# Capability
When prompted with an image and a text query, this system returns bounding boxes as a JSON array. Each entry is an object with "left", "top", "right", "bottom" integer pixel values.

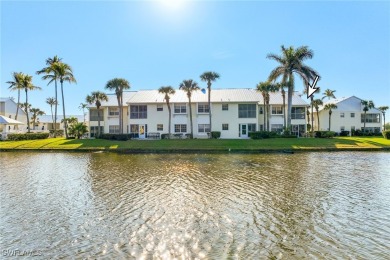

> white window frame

[
  {"left": 198, "top": 104, "right": 210, "bottom": 113},
  {"left": 271, "top": 106, "right": 283, "bottom": 115},
  {"left": 109, "top": 125, "right": 120, "bottom": 134},
  {"left": 157, "top": 124, "right": 163, "bottom": 131},
  {"left": 222, "top": 124, "right": 229, "bottom": 131},
  {"left": 222, "top": 104, "right": 229, "bottom": 111},
  {"left": 157, "top": 105, "right": 163, "bottom": 111},
  {"left": 174, "top": 104, "right": 187, "bottom": 114},
  {"left": 198, "top": 124, "right": 210, "bottom": 133}
]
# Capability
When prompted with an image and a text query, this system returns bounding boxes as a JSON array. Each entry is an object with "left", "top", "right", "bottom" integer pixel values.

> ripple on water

[{"left": 1, "top": 152, "right": 390, "bottom": 259}]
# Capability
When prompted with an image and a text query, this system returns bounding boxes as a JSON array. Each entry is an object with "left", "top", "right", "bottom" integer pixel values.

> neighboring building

[
  {"left": 312, "top": 96, "right": 382, "bottom": 133},
  {"left": 88, "top": 89, "right": 309, "bottom": 139},
  {"left": 0, "top": 97, "right": 28, "bottom": 132},
  {"left": 32, "top": 115, "right": 87, "bottom": 131}
]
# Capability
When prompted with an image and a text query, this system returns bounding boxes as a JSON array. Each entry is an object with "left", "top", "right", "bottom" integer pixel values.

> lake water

[{"left": 1, "top": 152, "right": 389, "bottom": 259}]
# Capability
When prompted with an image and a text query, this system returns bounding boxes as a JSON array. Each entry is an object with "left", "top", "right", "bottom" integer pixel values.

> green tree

[
  {"left": 86, "top": 91, "right": 108, "bottom": 138},
  {"left": 37, "top": 56, "right": 62, "bottom": 133},
  {"left": 51, "top": 61, "right": 76, "bottom": 138},
  {"left": 79, "top": 103, "right": 88, "bottom": 123},
  {"left": 105, "top": 78, "right": 131, "bottom": 134},
  {"left": 312, "top": 99, "right": 323, "bottom": 131},
  {"left": 322, "top": 89, "right": 336, "bottom": 100},
  {"left": 361, "top": 100, "right": 375, "bottom": 132},
  {"left": 257, "top": 81, "right": 279, "bottom": 131},
  {"left": 158, "top": 86, "right": 176, "bottom": 138},
  {"left": 46, "top": 97, "right": 58, "bottom": 130},
  {"left": 200, "top": 71, "right": 220, "bottom": 137},
  {"left": 6, "top": 72, "right": 24, "bottom": 124},
  {"left": 303, "top": 85, "right": 321, "bottom": 135},
  {"left": 179, "top": 79, "right": 200, "bottom": 138},
  {"left": 30, "top": 108, "right": 45, "bottom": 130},
  {"left": 267, "top": 45, "right": 319, "bottom": 132},
  {"left": 19, "top": 74, "right": 42, "bottom": 132},
  {"left": 378, "top": 106, "right": 389, "bottom": 131},
  {"left": 69, "top": 122, "right": 88, "bottom": 139},
  {"left": 324, "top": 103, "right": 337, "bottom": 131},
  {"left": 19, "top": 102, "right": 31, "bottom": 113}
]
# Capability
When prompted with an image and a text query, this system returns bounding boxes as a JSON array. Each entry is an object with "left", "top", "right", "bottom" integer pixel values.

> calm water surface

[{"left": 1, "top": 152, "right": 390, "bottom": 259}]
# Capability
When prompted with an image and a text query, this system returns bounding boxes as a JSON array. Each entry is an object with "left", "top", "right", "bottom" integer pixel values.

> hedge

[
  {"left": 99, "top": 134, "right": 133, "bottom": 141},
  {"left": 383, "top": 130, "right": 390, "bottom": 140},
  {"left": 249, "top": 131, "right": 278, "bottom": 139},
  {"left": 49, "top": 129, "right": 64, "bottom": 137},
  {"left": 314, "top": 131, "right": 336, "bottom": 138},
  {"left": 339, "top": 130, "right": 350, "bottom": 137},
  {"left": 210, "top": 131, "right": 221, "bottom": 139},
  {"left": 7, "top": 133, "right": 50, "bottom": 141}
]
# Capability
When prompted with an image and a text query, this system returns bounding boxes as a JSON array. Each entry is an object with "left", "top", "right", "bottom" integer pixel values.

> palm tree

[
  {"left": 46, "top": 97, "right": 57, "bottom": 130},
  {"left": 158, "top": 86, "right": 176, "bottom": 138},
  {"left": 257, "top": 82, "right": 268, "bottom": 131},
  {"left": 267, "top": 45, "right": 319, "bottom": 132},
  {"left": 79, "top": 103, "right": 88, "bottom": 123},
  {"left": 257, "top": 81, "right": 279, "bottom": 131},
  {"left": 303, "top": 85, "right": 321, "bottom": 135},
  {"left": 6, "top": 72, "right": 24, "bottom": 125},
  {"left": 30, "top": 108, "right": 45, "bottom": 130},
  {"left": 361, "top": 100, "right": 375, "bottom": 132},
  {"left": 179, "top": 79, "right": 200, "bottom": 138},
  {"left": 280, "top": 83, "right": 288, "bottom": 128},
  {"left": 324, "top": 103, "right": 337, "bottom": 131},
  {"left": 200, "top": 71, "right": 220, "bottom": 137},
  {"left": 37, "top": 56, "right": 62, "bottom": 133},
  {"left": 105, "top": 78, "right": 131, "bottom": 134},
  {"left": 378, "top": 106, "right": 389, "bottom": 131},
  {"left": 52, "top": 61, "right": 76, "bottom": 138},
  {"left": 68, "top": 122, "right": 88, "bottom": 139},
  {"left": 312, "top": 99, "right": 323, "bottom": 131},
  {"left": 86, "top": 91, "right": 108, "bottom": 138},
  {"left": 322, "top": 89, "right": 336, "bottom": 100},
  {"left": 18, "top": 74, "right": 41, "bottom": 133},
  {"left": 19, "top": 102, "right": 31, "bottom": 113}
]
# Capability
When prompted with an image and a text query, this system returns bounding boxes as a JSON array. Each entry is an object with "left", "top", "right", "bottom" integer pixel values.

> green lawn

[{"left": 1, "top": 137, "right": 389, "bottom": 152}]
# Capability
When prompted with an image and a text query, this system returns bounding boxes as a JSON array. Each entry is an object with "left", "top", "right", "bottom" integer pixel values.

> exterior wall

[{"left": 0, "top": 99, "right": 28, "bottom": 132}]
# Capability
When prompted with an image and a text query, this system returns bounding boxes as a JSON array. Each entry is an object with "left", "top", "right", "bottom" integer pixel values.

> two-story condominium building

[
  {"left": 313, "top": 96, "right": 382, "bottom": 133},
  {"left": 88, "top": 89, "right": 309, "bottom": 138},
  {"left": 0, "top": 97, "right": 28, "bottom": 132}
]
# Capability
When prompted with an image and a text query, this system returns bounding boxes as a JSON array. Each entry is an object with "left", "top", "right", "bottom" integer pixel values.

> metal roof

[
  {"left": 34, "top": 115, "right": 85, "bottom": 123},
  {"left": 87, "top": 91, "right": 137, "bottom": 107}
]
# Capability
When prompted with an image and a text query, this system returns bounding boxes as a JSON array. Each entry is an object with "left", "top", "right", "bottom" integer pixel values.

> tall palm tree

[
  {"left": 322, "top": 89, "right": 336, "bottom": 100},
  {"left": 52, "top": 61, "right": 76, "bottom": 138},
  {"left": 158, "top": 86, "right": 176, "bottom": 138},
  {"left": 37, "top": 56, "right": 62, "bottom": 133},
  {"left": 267, "top": 45, "right": 319, "bottom": 132},
  {"left": 86, "top": 91, "right": 108, "bottom": 138},
  {"left": 6, "top": 72, "right": 24, "bottom": 124},
  {"left": 46, "top": 97, "right": 57, "bottom": 130},
  {"left": 257, "top": 82, "right": 268, "bottom": 131},
  {"left": 200, "top": 71, "right": 220, "bottom": 137},
  {"left": 312, "top": 99, "right": 323, "bottom": 131},
  {"left": 30, "top": 108, "right": 45, "bottom": 130},
  {"left": 257, "top": 81, "right": 279, "bottom": 131},
  {"left": 105, "top": 78, "right": 131, "bottom": 134},
  {"left": 79, "top": 103, "right": 88, "bottom": 123},
  {"left": 378, "top": 106, "right": 389, "bottom": 131},
  {"left": 179, "top": 79, "right": 200, "bottom": 138},
  {"left": 324, "top": 103, "right": 337, "bottom": 131},
  {"left": 19, "top": 74, "right": 41, "bottom": 133},
  {"left": 303, "top": 85, "right": 321, "bottom": 135},
  {"left": 280, "top": 83, "right": 288, "bottom": 128},
  {"left": 361, "top": 100, "right": 375, "bottom": 132}
]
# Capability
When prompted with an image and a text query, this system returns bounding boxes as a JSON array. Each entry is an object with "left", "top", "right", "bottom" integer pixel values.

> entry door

[
  {"left": 240, "top": 124, "right": 248, "bottom": 138},
  {"left": 139, "top": 125, "right": 146, "bottom": 139}
]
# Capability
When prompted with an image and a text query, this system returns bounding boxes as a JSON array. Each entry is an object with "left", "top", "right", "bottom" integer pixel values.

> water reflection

[{"left": 1, "top": 152, "right": 389, "bottom": 259}]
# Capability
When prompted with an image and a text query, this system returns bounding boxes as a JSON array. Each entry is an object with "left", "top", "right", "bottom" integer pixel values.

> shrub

[
  {"left": 161, "top": 134, "right": 170, "bottom": 139},
  {"left": 7, "top": 133, "right": 50, "bottom": 141},
  {"left": 210, "top": 131, "right": 221, "bottom": 139},
  {"left": 99, "top": 134, "right": 132, "bottom": 141},
  {"left": 315, "top": 131, "right": 336, "bottom": 138},
  {"left": 339, "top": 130, "right": 350, "bottom": 137},
  {"left": 383, "top": 130, "right": 390, "bottom": 139},
  {"left": 49, "top": 129, "right": 64, "bottom": 137},
  {"left": 249, "top": 131, "right": 278, "bottom": 139}
]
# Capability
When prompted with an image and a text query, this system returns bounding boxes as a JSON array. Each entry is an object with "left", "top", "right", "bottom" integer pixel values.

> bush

[
  {"left": 339, "top": 130, "right": 350, "bottom": 137},
  {"left": 383, "top": 130, "right": 390, "bottom": 139},
  {"left": 353, "top": 130, "right": 382, "bottom": 137},
  {"left": 99, "top": 134, "right": 133, "bottom": 141},
  {"left": 49, "top": 129, "right": 64, "bottom": 137},
  {"left": 7, "top": 133, "right": 50, "bottom": 141},
  {"left": 161, "top": 134, "right": 170, "bottom": 139},
  {"left": 315, "top": 131, "right": 336, "bottom": 138},
  {"left": 210, "top": 131, "right": 221, "bottom": 139},
  {"left": 249, "top": 131, "right": 278, "bottom": 139}
]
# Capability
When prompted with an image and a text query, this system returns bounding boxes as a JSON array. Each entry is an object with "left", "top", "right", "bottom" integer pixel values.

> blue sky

[{"left": 1, "top": 0, "right": 389, "bottom": 115}]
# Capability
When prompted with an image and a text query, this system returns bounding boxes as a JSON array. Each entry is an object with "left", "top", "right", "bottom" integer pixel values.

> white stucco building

[
  {"left": 312, "top": 96, "right": 382, "bottom": 133},
  {"left": 0, "top": 97, "right": 28, "bottom": 132},
  {"left": 88, "top": 89, "right": 309, "bottom": 139}
]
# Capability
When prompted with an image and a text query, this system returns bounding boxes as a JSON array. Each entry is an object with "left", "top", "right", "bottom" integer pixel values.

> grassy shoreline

[{"left": 1, "top": 137, "right": 389, "bottom": 153}]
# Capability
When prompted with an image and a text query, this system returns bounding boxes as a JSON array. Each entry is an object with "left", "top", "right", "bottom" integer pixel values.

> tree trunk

[
  {"left": 384, "top": 113, "right": 386, "bottom": 131},
  {"left": 54, "top": 80, "right": 57, "bottom": 134},
  {"left": 329, "top": 111, "right": 332, "bottom": 131},
  {"left": 97, "top": 107, "right": 101, "bottom": 137},
  {"left": 317, "top": 110, "right": 320, "bottom": 131},
  {"left": 60, "top": 80, "right": 68, "bottom": 138},
  {"left": 14, "top": 90, "right": 20, "bottom": 130},
  {"left": 117, "top": 95, "right": 122, "bottom": 134},
  {"left": 208, "top": 81, "right": 212, "bottom": 138},
  {"left": 167, "top": 101, "right": 171, "bottom": 139},
  {"left": 263, "top": 97, "right": 266, "bottom": 131},
  {"left": 311, "top": 97, "right": 314, "bottom": 135},
  {"left": 266, "top": 97, "right": 270, "bottom": 131},
  {"left": 282, "top": 91, "right": 286, "bottom": 129},
  {"left": 51, "top": 105, "right": 54, "bottom": 129},
  {"left": 363, "top": 111, "right": 366, "bottom": 132},
  {"left": 189, "top": 97, "right": 193, "bottom": 138},
  {"left": 25, "top": 89, "right": 30, "bottom": 133},
  {"left": 287, "top": 82, "right": 293, "bottom": 133}
]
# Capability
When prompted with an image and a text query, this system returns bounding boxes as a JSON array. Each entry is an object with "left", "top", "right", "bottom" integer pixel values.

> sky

[{"left": 1, "top": 0, "right": 389, "bottom": 115}]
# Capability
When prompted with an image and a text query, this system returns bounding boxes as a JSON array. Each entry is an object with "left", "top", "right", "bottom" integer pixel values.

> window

[
  {"left": 222, "top": 124, "right": 229, "bottom": 130},
  {"left": 271, "top": 106, "right": 283, "bottom": 115},
  {"left": 248, "top": 124, "right": 256, "bottom": 132},
  {"left": 157, "top": 124, "right": 163, "bottom": 131},
  {"left": 351, "top": 113, "right": 355, "bottom": 118},
  {"left": 174, "top": 104, "right": 186, "bottom": 114},
  {"left": 109, "top": 107, "right": 119, "bottom": 116},
  {"left": 157, "top": 105, "right": 163, "bottom": 111},
  {"left": 259, "top": 124, "right": 264, "bottom": 131},
  {"left": 130, "top": 105, "right": 147, "bottom": 119},
  {"left": 363, "top": 127, "right": 381, "bottom": 133},
  {"left": 238, "top": 104, "right": 256, "bottom": 118},
  {"left": 259, "top": 106, "right": 264, "bottom": 114},
  {"left": 340, "top": 113, "right": 345, "bottom": 118},
  {"left": 198, "top": 124, "right": 210, "bottom": 133},
  {"left": 130, "top": 124, "right": 139, "bottom": 134},
  {"left": 89, "top": 109, "right": 104, "bottom": 121},
  {"left": 340, "top": 126, "right": 345, "bottom": 131},
  {"left": 198, "top": 104, "right": 210, "bottom": 113},
  {"left": 361, "top": 114, "right": 380, "bottom": 123},
  {"left": 291, "top": 107, "right": 305, "bottom": 119},
  {"left": 90, "top": 126, "right": 104, "bottom": 137},
  {"left": 222, "top": 104, "right": 229, "bottom": 111},
  {"left": 174, "top": 124, "right": 187, "bottom": 133},
  {"left": 271, "top": 124, "right": 283, "bottom": 133},
  {"left": 109, "top": 125, "right": 120, "bottom": 134}
]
